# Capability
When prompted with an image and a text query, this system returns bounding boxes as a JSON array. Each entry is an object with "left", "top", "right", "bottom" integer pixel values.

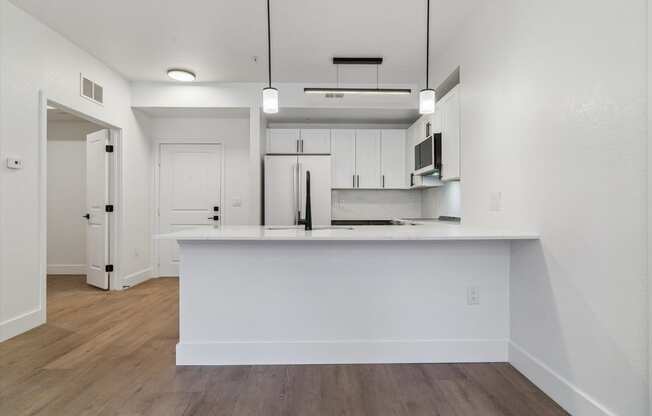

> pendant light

[
  {"left": 419, "top": 0, "right": 435, "bottom": 114},
  {"left": 262, "top": 0, "right": 278, "bottom": 114}
]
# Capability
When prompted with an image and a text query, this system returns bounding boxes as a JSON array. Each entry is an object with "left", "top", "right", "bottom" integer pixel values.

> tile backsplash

[
  {"left": 331, "top": 181, "right": 461, "bottom": 220},
  {"left": 331, "top": 190, "right": 422, "bottom": 220}
]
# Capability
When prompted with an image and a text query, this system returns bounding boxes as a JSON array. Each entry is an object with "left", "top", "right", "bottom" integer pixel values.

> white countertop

[{"left": 155, "top": 223, "right": 539, "bottom": 241}]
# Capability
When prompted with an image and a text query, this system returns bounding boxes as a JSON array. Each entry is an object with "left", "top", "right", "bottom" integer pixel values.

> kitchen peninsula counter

[{"left": 157, "top": 224, "right": 538, "bottom": 366}]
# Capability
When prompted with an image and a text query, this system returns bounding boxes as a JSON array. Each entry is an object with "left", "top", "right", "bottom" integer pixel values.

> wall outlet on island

[
  {"left": 467, "top": 286, "right": 480, "bottom": 305},
  {"left": 489, "top": 191, "right": 502, "bottom": 212}
]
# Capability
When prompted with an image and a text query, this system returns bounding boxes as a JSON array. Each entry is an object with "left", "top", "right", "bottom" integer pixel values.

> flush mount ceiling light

[
  {"left": 304, "top": 57, "right": 412, "bottom": 96},
  {"left": 419, "top": 0, "right": 436, "bottom": 114},
  {"left": 262, "top": 0, "right": 278, "bottom": 114},
  {"left": 167, "top": 68, "right": 196, "bottom": 82}
]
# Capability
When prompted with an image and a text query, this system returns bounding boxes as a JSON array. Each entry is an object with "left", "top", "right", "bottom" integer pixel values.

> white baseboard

[
  {"left": 509, "top": 341, "right": 616, "bottom": 416},
  {"left": 0, "top": 308, "right": 44, "bottom": 343},
  {"left": 47, "top": 264, "right": 86, "bottom": 275},
  {"left": 121, "top": 267, "right": 153, "bottom": 289},
  {"left": 176, "top": 339, "right": 508, "bottom": 366}
]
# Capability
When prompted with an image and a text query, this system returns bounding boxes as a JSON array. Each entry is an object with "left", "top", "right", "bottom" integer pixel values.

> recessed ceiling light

[{"left": 167, "top": 69, "right": 196, "bottom": 82}]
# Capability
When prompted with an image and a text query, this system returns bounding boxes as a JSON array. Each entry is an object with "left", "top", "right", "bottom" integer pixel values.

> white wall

[
  {"left": 0, "top": 0, "right": 153, "bottom": 341},
  {"left": 46, "top": 120, "right": 102, "bottom": 274},
  {"left": 431, "top": 1, "right": 647, "bottom": 414},
  {"left": 149, "top": 116, "right": 251, "bottom": 225}
]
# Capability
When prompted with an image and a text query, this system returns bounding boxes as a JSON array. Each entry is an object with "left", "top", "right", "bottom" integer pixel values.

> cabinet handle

[
  {"left": 301, "top": 139, "right": 304, "bottom": 153},
  {"left": 353, "top": 174, "right": 356, "bottom": 188},
  {"left": 357, "top": 175, "right": 360, "bottom": 188},
  {"left": 382, "top": 175, "right": 385, "bottom": 188}
]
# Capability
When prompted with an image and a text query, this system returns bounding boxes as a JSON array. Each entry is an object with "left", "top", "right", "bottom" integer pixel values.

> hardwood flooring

[{"left": 0, "top": 276, "right": 568, "bottom": 416}]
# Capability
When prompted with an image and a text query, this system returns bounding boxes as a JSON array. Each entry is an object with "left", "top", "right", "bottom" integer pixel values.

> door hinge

[
  {"left": 105, "top": 204, "right": 114, "bottom": 212},
  {"left": 105, "top": 264, "right": 114, "bottom": 272},
  {"left": 105, "top": 145, "right": 114, "bottom": 153}
]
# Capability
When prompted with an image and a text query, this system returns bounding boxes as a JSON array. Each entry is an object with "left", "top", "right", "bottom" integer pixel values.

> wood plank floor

[{"left": 0, "top": 276, "right": 568, "bottom": 416}]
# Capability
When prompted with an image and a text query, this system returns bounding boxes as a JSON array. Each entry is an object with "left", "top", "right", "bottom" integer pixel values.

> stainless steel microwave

[{"left": 414, "top": 133, "right": 442, "bottom": 175}]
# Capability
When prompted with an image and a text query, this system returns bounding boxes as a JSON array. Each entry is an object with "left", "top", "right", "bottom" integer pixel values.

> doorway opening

[{"left": 41, "top": 97, "right": 123, "bottom": 321}]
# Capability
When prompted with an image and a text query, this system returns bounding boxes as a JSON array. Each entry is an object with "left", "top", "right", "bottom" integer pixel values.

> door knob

[
  {"left": 83, "top": 213, "right": 90, "bottom": 220},
  {"left": 207, "top": 215, "right": 219, "bottom": 221}
]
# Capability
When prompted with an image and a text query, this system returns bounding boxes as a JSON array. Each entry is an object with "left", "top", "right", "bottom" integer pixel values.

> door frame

[
  {"left": 38, "top": 91, "right": 124, "bottom": 320},
  {"left": 152, "top": 139, "right": 225, "bottom": 278}
]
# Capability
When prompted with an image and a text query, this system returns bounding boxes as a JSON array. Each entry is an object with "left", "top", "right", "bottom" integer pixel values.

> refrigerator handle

[
  {"left": 297, "top": 163, "right": 302, "bottom": 220},
  {"left": 292, "top": 163, "right": 298, "bottom": 225}
]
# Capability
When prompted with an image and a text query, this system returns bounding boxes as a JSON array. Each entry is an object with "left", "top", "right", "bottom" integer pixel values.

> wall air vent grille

[{"left": 80, "top": 74, "right": 104, "bottom": 105}]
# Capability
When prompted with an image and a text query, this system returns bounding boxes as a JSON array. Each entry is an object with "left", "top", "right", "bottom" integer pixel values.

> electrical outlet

[
  {"left": 232, "top": 197, "right": 242, "bottom": 208},
  {"left": 6, "top": 157, "right": 23, "bottom": 170},
  {"left": 467, "top": 287, "right": 480, "bottom": 305},
  {"left": 489, "top": 192, "right": 502, "bottom": 212}
]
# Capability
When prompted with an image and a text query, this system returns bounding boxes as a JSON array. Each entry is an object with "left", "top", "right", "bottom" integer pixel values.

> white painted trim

[
  {"left": 152, "top": 140, "right": 225, "bottom": 278},
  {"left": 122, "top": 267, "right": 153, "bottom": 288},
  {"left": 176, "top": 339, "right": 508, "bottom": 366},
  {"left": 39, "top": 90, "right": 125, "bottom": 336},
  {"left": 47, "top": 264, "right": 86, "bottom": 275},
  {"left": 509, "top": 341, "right": 616, "bottom": 416},
  {"left": 0, "top": 309, "right": 43, "bottom": 343}
]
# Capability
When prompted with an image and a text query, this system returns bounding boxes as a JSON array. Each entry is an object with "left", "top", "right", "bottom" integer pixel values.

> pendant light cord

[
  {"left": 267, "top": 0, "right": 272, "bottom": 88},
  {"left": 425, "top": 0, "right": 430, "bottom": 89}
]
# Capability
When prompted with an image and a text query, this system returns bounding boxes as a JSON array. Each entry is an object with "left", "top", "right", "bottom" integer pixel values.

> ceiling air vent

[{"left": 80, "top": 74, "right": 104, "bottom": 105}]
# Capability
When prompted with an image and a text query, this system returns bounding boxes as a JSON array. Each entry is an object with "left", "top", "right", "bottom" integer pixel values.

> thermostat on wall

[{"left": 6, "top": 157, "right": 23, "bottom": 170}]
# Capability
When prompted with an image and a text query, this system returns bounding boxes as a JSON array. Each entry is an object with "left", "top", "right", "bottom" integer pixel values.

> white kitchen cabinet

[
  {"left": 331, "top": 129, "right": 356, "bottom": 189},
  {"left": 267, "top": 129, "right": 300, "bottom": 153},
  {"left": 267, "top": 129, "right": 331, "bottom": 154},
  {"left": 300, "top": 129, "right": 331, "bottom": 154},
  {"left": 354, "top": 129, "right": 381, "bottom": 188},
  {"left": 439, "top": 85, "right": 461, "bottom": 181},
  {"left": 380, "top": 129, "right": 406, "bottom": 188}
]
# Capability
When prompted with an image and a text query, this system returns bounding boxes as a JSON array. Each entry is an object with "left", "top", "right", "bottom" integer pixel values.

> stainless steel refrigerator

[{"left": 264, "top": 155, "right": 332, "bottom": 226}]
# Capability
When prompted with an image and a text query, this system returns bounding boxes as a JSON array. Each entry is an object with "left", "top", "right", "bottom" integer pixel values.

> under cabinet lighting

[{"left": 167, "top": 69, "right": 196, "bottom": 82}]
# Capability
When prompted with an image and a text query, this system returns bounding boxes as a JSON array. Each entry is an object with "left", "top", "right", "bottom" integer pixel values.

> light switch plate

[{"left": 6, "top": 157, "right": 23, "bottom": 170}]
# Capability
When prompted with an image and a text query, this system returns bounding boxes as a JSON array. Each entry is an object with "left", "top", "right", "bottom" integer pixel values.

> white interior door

[
  {"left": 85, "top": 129, "right": 110, "bottom": 289},
  {"left": 159, "top": 144, "right": 222, "bottom": 276}
]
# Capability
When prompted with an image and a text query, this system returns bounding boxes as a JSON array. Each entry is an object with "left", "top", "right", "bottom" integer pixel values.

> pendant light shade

[
  {"left": 262, "top": 87, "right": 279, "bottom": 114},
  {"left": 419, "top": 0, "right": 435, "bottom": 114},
  {"left": 419, "top": 89, "right": 435, "bottom": 114},
  {"left": 262, "top": 0, "right": 278, "bottom": 114}
]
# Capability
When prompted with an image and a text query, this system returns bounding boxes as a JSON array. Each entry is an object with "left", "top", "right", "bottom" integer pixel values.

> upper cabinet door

[
  {"left": 300, "top": 129, "right": 331, "bottom": 154},
  {"left": 440, "top": 86, "right": 461, "bottom": 181},
  {"left": 267, "top": 129, "right": 300, "bottom": 154},
  {"left": 331, "top": 129, "right": 356, "bottom": 189},
  {"left": 380, "top": 130, "right": 406, "bottom": 189},
  {"left": 355, "top": 130, "right": 381, "bottom": 189}
]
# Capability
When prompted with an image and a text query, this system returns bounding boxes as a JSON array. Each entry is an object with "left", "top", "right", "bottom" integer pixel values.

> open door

[{"left": 85, "top": 129, "right": 110, "bottom": 289}]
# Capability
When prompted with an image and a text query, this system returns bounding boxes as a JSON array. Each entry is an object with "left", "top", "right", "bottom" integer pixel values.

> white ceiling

[
  {"left": 135, "top": 107, "right": 251, "bottom": 119},
  {"left": 11, "top": 0, "right": 478, "bottom": 84}
]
